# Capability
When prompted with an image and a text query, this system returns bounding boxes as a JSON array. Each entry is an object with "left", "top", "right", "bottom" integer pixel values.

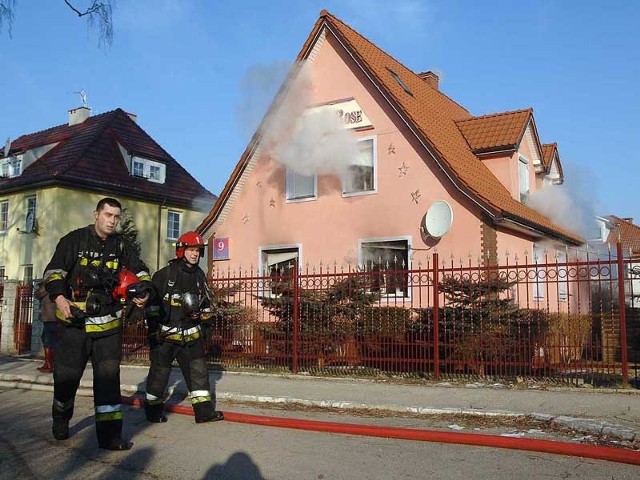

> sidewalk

[{"left": 1, "top": 354, "right": 639, "bottom": 442}]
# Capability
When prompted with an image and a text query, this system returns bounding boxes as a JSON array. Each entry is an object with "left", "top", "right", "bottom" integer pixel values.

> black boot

[
  {"left": 193, "top": 401, "right": 224, "bottom": 424},
  {"left": 52, "top": 400, "right": 73, "bottom": 440},
  {"left": 144, "top": 401, "right": 167, "bottom": 423},
  {"left": 96, "top": 419, "right": 132, "bottom": 451}
]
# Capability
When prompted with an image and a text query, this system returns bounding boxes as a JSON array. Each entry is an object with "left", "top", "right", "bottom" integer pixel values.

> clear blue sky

[{"left": 1, "top": 1, "right": 638, "bottom": 226}]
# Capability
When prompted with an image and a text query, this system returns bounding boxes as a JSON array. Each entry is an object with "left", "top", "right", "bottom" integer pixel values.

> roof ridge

[
  {"left": 14, "top": 108, "right": 121, "bottom": 143},
  {"left": 321, "top": 11, "right": 471, "bottom": 116},
  {"left": 56, "top": 110, "right": 120, "bottom": 176},
  {"left": 456, "top": 108, "right": 533, "bottom": 124}
]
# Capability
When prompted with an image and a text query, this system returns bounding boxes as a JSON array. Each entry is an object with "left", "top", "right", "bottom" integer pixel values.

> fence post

[
  {"left": 292, "top": 258, "right": 299, "bottom": 374},
  {"left": 433, "top": 252, "right": 440, "bottom": 380},
  {"left": 616, "top": 242, "right": 629, "bottom": 387},
  {"left": 0, "top": 280, "right": 19, "bottom": 354}
]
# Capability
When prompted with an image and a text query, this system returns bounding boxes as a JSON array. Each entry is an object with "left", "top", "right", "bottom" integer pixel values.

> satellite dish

[
  {"left": 25, "top": 211, "right": 35, "bottom": 233},
  {"left": 422, "top": 200, "right": 453, "bottom": 238}
]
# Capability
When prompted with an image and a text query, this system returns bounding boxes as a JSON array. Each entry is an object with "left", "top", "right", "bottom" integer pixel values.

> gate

[{"left": 13, "top": 283, "right": 34, "bottom": 354}]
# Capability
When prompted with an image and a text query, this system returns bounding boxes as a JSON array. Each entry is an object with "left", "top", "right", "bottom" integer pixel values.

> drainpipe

[{"left": 156, "top": 199, "right": 167, "bottom": 271}]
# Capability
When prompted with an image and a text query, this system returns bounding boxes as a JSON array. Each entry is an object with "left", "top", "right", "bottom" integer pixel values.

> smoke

[
  {"left": 258, "top": 61, "right": 360, "bottom": 178},
  {"left": 527, "top": 163, "right": 599, "bottom": 239}
]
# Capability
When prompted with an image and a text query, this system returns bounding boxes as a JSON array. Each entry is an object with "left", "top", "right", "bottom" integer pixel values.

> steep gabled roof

[
  {"left": 198, "top": 10, "right": 581, "bottom": 245},
  {"left": 605, "top": 216, "right": 640, "bottom": 256},
  {"left": 456, "top": 109, "right": 532, "bottom": 155},
  {"left": 2, "top": 108, "right": 215, "bottom": 210}
]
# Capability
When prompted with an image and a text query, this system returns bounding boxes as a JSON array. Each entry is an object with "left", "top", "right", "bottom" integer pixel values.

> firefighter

[
  {"left": 144, "top": 231, "right": 224, "bottom": 424},
  {"left": 43, "top": 197, "right": 151, "bottom": 451}
]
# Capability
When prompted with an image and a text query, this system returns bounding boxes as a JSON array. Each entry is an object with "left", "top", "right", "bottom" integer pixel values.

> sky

[{"left": 1, "top": 0, "right": 639, "bottom": 232}]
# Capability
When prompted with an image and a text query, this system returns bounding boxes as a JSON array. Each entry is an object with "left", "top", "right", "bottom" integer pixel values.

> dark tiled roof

[
  {"left": 198, "top": 10, "right": 581, "bottom": 245},
  {"left": 2, "top": 108, "right": 215, "bottom": 211}
]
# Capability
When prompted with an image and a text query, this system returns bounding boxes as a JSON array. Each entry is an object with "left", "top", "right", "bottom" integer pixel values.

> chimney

[
  {"left": 68, "top": 106, "right": 91, "bottom": 126},
  {"left": 418, "top": 71, "right": 439, "bottom": 90}
]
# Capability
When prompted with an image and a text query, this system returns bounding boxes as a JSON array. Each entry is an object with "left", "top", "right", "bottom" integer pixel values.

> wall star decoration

[
  {"left": 256, "top": 180, "right": 263, "bottom": 188},
  {"left": 411, "top": 190, "right": 421, "bottom": 204},
  {"left": 398, "top": 162, "right": 408, "bottom": 176},
  {"left": 242, "top": 214, "right": 250, "bottom": 224},
  {"left": 269, "top": 198, "right": 276, "bottom": 207},
  {"left": 388, "top": 143, "right": 396, "bottom": 155}
]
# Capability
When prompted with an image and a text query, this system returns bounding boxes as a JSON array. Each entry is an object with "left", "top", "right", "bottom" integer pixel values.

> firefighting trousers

[
  {"left": 145, "top": 338, "right": 214, "bottom": 420},
  {"left": 52, "top": 325, "right": 124, "bottom": 445}
]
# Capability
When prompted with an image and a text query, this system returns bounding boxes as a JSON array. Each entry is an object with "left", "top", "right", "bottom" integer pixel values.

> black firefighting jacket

[
  {"left": 43, "top": 224, "right": 151, "bottom": 336},
  {"left": 146, "top": 258, "right": 210, "bottom": 344}
]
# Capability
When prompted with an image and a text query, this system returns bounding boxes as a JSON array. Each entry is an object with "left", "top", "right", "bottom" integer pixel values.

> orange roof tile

[
  {"left": 456, "top": 109, "right": 531, "bottom": 154},
  {"left": 198, "top": 10, "right": 582, "bottom": 245},
  {"left": 606, "top": 216, "right": 640, "bottom": 256}
]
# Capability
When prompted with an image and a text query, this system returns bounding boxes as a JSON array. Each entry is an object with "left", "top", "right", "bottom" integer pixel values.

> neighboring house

[
  {"left": 197, "top": 10, "right": 583, "bottom": 307},
  {"left": 0, "top": 106, "right": 216, "bottom": 282},
  {"left": 590, "top": 215, "right": 640, "bottom": 307}
]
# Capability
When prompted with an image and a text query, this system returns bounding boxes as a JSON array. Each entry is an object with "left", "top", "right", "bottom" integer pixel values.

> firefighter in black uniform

[
  {"left": 144, "top": 231, "right": 224, "bottom": 424},
  {"left": 43, "top": 197, "right": 151, "bottom": 451}
]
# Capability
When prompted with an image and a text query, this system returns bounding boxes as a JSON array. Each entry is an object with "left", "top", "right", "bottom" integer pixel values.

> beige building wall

[{"left": 0, "top": 187, "right": 208, "bottom": 280}]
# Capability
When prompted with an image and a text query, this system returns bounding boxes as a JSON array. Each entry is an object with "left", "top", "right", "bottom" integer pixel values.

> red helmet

[
  {"left": 112, "top": 268, "right": 140, "bottom": 302},
  {"left": 176, "top": 231, "right": 205, "bottom": 259}
]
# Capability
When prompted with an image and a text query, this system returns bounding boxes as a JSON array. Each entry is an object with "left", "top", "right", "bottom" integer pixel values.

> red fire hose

[{"left": 122, "top": 396, "right": 640, "bottom": 466}]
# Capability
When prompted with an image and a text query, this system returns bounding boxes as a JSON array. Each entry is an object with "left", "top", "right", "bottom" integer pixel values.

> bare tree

[{"left": 0, "top": 0, "right": 115, "bottom": 48}]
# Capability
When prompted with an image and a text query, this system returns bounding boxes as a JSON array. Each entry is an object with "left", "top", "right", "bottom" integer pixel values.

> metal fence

[
  {"left": 123, "top": 247, "right": 639, "bottom": 387},
  {"left": 14, "top": 283, "right": 34, "bottom": 354}
]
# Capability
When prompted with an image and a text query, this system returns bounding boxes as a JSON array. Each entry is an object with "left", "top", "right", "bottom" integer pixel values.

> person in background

[
  {"left": 34, "top": 282, "right": 58, "bottom": 373},
  {"left": 43, "top": 197, "right": 152, "bottom": 451},
  {"left": 144, "top": 231, "right": 224, "bottom": 424}
]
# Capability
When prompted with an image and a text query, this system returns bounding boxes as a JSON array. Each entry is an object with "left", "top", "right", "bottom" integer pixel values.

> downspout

[{"left": 156, "top": 199, "right": 166, "bottom": 271}]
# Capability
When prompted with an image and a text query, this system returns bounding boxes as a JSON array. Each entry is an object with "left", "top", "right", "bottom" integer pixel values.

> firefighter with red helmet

[
  {"left": 144, "top": 231, "right": 224, "bottom": 424},
  {"left": 43, "top": 197, "right": 152, "bottom": 451}
]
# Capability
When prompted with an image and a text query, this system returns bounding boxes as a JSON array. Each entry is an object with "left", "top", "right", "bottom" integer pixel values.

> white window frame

[
  {"left": 359, "top": 236, "right": 411, "bottom": 299},
  {"left": 518, "top": 155, "right": 530, "bottom": 202},
  {"left": 259, "top": 244, "right": 301, "bottom": 297},
  {"left": 167, "top": 211, "right": 180, "bottom": 241},
  {"left": 557, "top": 251, "right": 568, "bottom": 302},
  {"left": 0, "top": 155, "right": 22, "bottom": 178},
  {"left": 342, "top": 136, "right": 377, "bottom": 197},
  {"left": 0, "top": 200, "right": 8, "bottom": 233},
  {"left": 286, "top": 169, "right": 317, "bottom": 202},
  {"left": 131, "top": 156, "right": 166, "bottom": 184},
  {"left": 533, "top": 246, "right": 545, "bottom": 300}
]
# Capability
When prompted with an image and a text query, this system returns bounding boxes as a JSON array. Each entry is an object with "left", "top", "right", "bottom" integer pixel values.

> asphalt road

[{"left": 1, "top": 387, "right": 638, "bottom": 480}]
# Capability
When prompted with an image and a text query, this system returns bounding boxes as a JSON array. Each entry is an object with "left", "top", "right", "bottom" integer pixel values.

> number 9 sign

[{"left": 213, "top": 237, "right": 229, "bottom": 260}]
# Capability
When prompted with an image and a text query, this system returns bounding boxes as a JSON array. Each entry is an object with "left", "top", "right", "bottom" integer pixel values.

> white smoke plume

[
  {"left": 527, "top": 166, "right": 599, "bottom": 240},
  {"left": 259, "top": 61, "right": 360, "bottom": 178}
]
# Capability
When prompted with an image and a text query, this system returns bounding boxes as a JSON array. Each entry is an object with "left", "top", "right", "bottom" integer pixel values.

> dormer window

[
  {"left": 518, "top": 155, "right": 530, "bottom": 202},
  {"left": 131, "top": 156, "right": 166, "bottom": 184},
  {"left": 0, "top": 155, "right": 22, "bottom": 178}
]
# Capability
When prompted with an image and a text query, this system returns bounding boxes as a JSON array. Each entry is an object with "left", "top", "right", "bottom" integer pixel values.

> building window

[
  {"left": 260, "top": 247, "right": 299, "bottom": 296},
  {"left": 0, "top": 266, "right": 5, "bottom": 280},
  {"left": 131, "top": 156, "right": 166, "bottom": 184},
  {"left": 0, "top": 155, "right": 22, "bottom": 178},
  {"left": 22, "top": 265, "right": 33, "bottom": 284},
  {"left": 167, "top": 211, "right": 180, "bottom": 240},
  {"left": 557, "top": 252, "right": 568, "bottom": 302},
  {"left": 286, "top": 170, "right": 316, "bottom": 201},
  {"left": 0, "top": 200, "right": 8, "bottom": 233},
  {"left": 25, "top": 195, "right": 36, "bottom": 232},
  {"left": 519, "top": 155, "right": 530, "bottom": 202},
  {"left": 533, "top": 246, "right": 545, "bottom": 300},
  {"left": 360, "top": 238, "right": 409, "bottom": 297},
  {"left": 343, "top": 137, "right": 376, "bottom": 196}
]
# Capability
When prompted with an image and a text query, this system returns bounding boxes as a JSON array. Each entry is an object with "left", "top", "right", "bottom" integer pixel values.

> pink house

[{"left": 198, "top": 10, "right": 582, "bottom": 293}]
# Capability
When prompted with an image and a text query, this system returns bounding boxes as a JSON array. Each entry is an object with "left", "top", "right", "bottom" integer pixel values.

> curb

[{"left": 1, "top": 372, "right": 636, "bottom": 443}]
